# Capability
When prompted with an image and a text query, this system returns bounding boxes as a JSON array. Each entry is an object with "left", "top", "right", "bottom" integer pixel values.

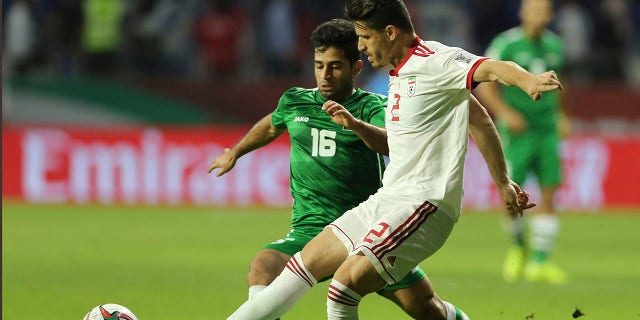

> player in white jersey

[{"left": 226, "top": 0, "right": 561, "bottom": 319}]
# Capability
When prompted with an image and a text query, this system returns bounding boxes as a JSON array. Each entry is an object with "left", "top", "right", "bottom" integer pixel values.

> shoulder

[
  {"left": 485, "top": 28, "right": 520, "bottom": 58},
  {"left": 278, "top": 87, "right": 317, "bottom": 108},
  {"left": 543, "top": 30, "right": 564, "bottom": 49},
  {"left": 352, "top": 89, "right": 387, "bottom": 109},
  {"left": 486, "top": 27, "right": 523, "bottom": 54},
  {"left": 359, "top": 89, "right": 387, "bottom": 103},
  {"left": 281, "top": 87, "right": 316, "bottom": 99}
]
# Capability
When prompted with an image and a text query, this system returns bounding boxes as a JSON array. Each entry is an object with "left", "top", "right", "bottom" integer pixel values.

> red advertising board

[{"left": 3, "top": 125, "right": 639, "bottom": 209}]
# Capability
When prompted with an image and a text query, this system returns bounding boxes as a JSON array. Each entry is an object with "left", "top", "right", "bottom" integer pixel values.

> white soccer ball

[{"left": 83, "top": 304, "right": 138, "bottom": 320}]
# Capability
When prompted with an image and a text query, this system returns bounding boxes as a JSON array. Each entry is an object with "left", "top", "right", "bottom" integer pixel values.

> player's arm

[
  {"left": 472, "top": 59, "right": 562, "bottom": 101},
  {"left": 207, "top": 113, "right": 286, "bottom": 177},
  {"left": 322, "top": 100, "right": 389, "bottom": 155},
  {"left": 468, "top": 94, "right": 535, "bottom": 216}
]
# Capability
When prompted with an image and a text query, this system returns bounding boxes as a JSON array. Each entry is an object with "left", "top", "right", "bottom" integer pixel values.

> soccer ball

[{"left": 83, "top": 304, "right": 138, "bottom": 320}]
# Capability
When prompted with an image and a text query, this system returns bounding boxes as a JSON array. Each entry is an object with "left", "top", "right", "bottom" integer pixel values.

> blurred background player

[
  {"left": 208, "top": 19, "right": 470, "bottom": 319},
  {"left": 476, "top": 0, "right": 570, "bottom": 284}
]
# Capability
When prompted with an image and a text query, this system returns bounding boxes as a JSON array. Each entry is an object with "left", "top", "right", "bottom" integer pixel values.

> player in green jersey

[
  {"left": 208, "top": 19, "right": 471, "bottom": 318},
  {"left": 476, "top": 0, "right": 570, "bottom": 285}
]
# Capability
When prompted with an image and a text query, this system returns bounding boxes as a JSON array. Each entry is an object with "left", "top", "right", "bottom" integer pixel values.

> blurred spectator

[
  {"left": 123, "top": 0, "right": 199, "bottom": 77},
  {"left": 592, "top": 0, "right": 634, "bottom": 81},
  {"left": 468, "top": 0, "right": 518, "bottom": 52},
  {"left": 1, "top": 0, "right": 638, "bottom": 86},
  {"left": 81, "top": 0, "right": 126, "bottom": 76},
  {"left": 258, "top": 0, "right": 299, "bottom": 76},
  {"left": 412, "top": 0, "right": 475, "bottom": 52},
  {"left": 47, "top": 0, "right": 83, "bottom": 78},
  {"left": 195, "top": 0, "right": 247, "bottom": 78},
  {"left": 4, "top": 0, "right": 41, "bottom": 75},
  {"left": 556, "top": 0, "right": 592, "bottom": 83}
]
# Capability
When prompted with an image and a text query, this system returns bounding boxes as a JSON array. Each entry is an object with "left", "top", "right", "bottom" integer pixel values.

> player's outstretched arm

[
  {"left": 322, "top": 100, "right": 389, "bottom": 155},
  {"left": 468, "top": 95, "right": 536, "bottom": 216},
  {"left": 472, "top": 59, "right": 562, "bottom": 101},
  {"left": 207, "top": 113, "right": 285, "bottom": 177}
]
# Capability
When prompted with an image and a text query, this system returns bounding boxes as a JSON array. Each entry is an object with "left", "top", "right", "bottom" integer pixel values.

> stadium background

[{"left": 3, "top": 0, "right": 640, "bottom": 319}]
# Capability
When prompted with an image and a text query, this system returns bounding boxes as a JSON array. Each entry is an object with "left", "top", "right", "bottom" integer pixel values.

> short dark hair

[
  {"left": 310, "top": 19, "right": 361, "bottom": 65},
  {"left": 344, "top": 0, "right": 414, "bottom": 33}
]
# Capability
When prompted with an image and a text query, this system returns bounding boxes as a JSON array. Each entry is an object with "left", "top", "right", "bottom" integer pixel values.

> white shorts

[{"left": 328, "top": 193, "right": 455, "bottom": 285}]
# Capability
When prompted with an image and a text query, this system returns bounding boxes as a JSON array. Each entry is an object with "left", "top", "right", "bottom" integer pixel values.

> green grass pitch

[{"left": 3, "top": 201, "right": 640, "bottom": 319}]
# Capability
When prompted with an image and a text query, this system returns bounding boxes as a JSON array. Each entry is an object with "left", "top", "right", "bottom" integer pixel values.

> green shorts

[
  {"left": 264, "top": 228, "right": 427, "bottom": 292},
  {"left": 499, "top": 128, "right": 562, "bottom": 187}
]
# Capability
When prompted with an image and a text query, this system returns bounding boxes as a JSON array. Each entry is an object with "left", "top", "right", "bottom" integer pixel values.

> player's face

[
  {"left": 354, "top": 21, "right": 392, "bottom": 69},
  {"left": 520, "top": 0, "right": 553, "bottom": 31},
  {"left": 314, "top": 46, "right": 359, "bottom": 101}
]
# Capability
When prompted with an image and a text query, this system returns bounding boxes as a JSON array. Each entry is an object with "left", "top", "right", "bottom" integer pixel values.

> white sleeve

[{"left": 431, "top": 47, "right": 488, "bottom": 90}]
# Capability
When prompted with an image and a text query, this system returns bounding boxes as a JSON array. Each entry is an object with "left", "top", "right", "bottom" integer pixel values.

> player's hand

[
  {"left": 322, "top": 100, "right": 360, "bottom": 129},
  {"left": 528, "top": 70, "right": 563, "bottom": 101},
  {"left": 500, "top": 181, "right": 536, "bottom": 218},
  {"left": 207, "top": 148, "right": 236, "bottom": 177}
]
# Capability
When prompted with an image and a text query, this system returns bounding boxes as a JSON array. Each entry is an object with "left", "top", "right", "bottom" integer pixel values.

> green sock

[{"left": 532, "top": 249, "right": 548, "bottom": 263}]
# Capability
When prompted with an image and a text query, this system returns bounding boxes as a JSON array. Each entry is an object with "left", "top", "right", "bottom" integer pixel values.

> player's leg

[
  {"left": 227, "top": 228, "right": 349, "bottom": 320},
  {"left": 327, "top": 253, "right": 386, "bottom": 319},
  {"left": 327, "top": 199, "right": 455, "bottom": 319},
  {"left": 524, "top": 134, "right": 567, "bottom": 284},
  {"left": 247, "top": 249, "right": 291, "bottom": 298},
  {"left": 500, "top": 132, "right": 532, "bottom": 282},
  {"left": 379, "top": 269, "right": 470, "bottom": 319},
  {"left": 247, "top": 231, "right": 314, "bottom": 299}
]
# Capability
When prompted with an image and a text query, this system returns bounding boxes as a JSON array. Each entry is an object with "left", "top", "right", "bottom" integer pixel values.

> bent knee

[{"left": 246, "top": 249, "right": 290, "bottom": 286}]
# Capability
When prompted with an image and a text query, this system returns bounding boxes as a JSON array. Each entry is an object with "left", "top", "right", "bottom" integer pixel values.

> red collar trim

[{"left": 390, "top": 36, "right": 422, "bottom": 76}]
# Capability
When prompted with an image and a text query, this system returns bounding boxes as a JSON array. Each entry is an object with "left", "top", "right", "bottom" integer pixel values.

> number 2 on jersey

[
  {"left": 391, "top": 94, "right": 400, "bottom": 121},
  {"left": 310, "top": 128, "right": 336, "bottom": 157}
]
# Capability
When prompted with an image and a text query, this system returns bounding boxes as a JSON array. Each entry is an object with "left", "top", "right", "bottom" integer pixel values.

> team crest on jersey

[
  {"left": 454, "top": 53, "right": 473, "bottom": 66},
  {"left": 407, "top": 76, "right": 416, "bottom": 96}
]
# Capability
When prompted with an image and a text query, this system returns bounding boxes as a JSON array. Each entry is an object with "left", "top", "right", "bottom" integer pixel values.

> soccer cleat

[
  {"left": 524, "top": 261, "right": 569, "bottom": 284},
  {"left": 502, "top": 246, "right": 525, "bottom": 282}
]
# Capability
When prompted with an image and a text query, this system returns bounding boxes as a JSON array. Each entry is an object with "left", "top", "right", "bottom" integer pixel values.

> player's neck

[
  {"left": 522, "top": 25, "right": 544, "bottom": 41},
  {"left": 392, "top": 32, "right": 418, "bottom": 67}
]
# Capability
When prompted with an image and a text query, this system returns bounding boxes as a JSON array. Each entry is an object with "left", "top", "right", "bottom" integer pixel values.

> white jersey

[{"left": 381, "top": 37, "right": 488, "bottom": 220}]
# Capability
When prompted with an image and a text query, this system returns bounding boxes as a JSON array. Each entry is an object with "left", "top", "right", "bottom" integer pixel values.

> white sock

[
  {"left": 530, "top": 214, "right": 559, "bottom": 252},
  {"left": 248, "top": 285, "right": 266, "bottom": 299},
  {"left": 227, "top": 252, "right": 317, "bottom": 320},
  {"left": 505, "top": 216, "right": 526, "bottom": 247},
  {"left": 326, "top": 279, "right": 362, "bottom": 320},
  {"left": 443, "top": 300, "right": 471, "bottom": 320}
]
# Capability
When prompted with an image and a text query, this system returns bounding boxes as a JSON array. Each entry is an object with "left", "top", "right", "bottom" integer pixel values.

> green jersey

[
  {"left": 485, "top": 27, "right": 564, "bottom": 132},
  {"left": 271, "top": 87, "right": 386, "bottom": 233}
]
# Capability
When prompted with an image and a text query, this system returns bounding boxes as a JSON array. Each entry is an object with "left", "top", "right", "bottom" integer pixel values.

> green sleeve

[{"left": 271, "top": 94, "right": 288, "bottom": 129}]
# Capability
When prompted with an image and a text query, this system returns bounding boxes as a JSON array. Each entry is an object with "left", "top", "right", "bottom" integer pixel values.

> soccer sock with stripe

[
  {"left": 443, "top": 301, "right": 471, "bottom": 320},
  {"left": 506, "top": 216, "right": 526, "bottom": 248},
  {"left": 326, "top": 279, "right": 363, "bottom": 320},
  {"left": 227, "top": 252, "right": 317, "bottom": 320},
  {"left": 530, "top": 214, "right": 560, "bottom": 263}
]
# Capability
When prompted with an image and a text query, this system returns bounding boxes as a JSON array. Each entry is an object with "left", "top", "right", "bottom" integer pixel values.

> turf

[{"left": 3, "top": 201, "right": 639, "bottom": 319}]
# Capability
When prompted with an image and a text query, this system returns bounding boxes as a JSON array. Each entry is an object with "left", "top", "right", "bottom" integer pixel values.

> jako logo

[{"left": 294, "top": 116, "right": 309, "bottom": 122}]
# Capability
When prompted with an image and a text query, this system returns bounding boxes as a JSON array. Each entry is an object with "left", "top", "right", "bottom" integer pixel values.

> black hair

[
  {"left": 310, "top": 19, "right": 361, "bottom": 65},
  {"left": 344, "top": 0, "right": 414, "bottom": 33}
]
